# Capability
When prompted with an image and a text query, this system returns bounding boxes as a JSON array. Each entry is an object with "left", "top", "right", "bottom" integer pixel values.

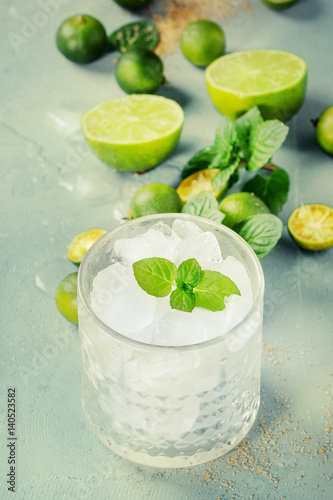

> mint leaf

[
  {"left": 133, "top": 257, "right": 176, "bottom": 297},
  {"left": 194, "top": 270, "right": 240, "bottom": 312},
  {"left": 108, "top": 21, "right": 159, "bottom": 53},
  {"left": 234, "top": 214, "right": 283, "bottom": 260},
  {"left": 181, "top": 146, "right": 217, "bottom": 179},
  {"left": 242, "top": 167, "right": 290, "bottom": 214},
  {"left": 212, "top": 116, "right": 239, "bottom": 168},
  {"left": 170, "top": 288, "right": 196, "bottom": 313},
  {"left": 201, "top": 209, "right": 225, "bottom": 223},
  {"left": 211, "top": 160, "right": 240, "bottom": 192},
  {"left": 176, "top": 258, "right": 202, "bottom": 289},
  {"left": 182, "top": 191, "right": 218, "bottom": 215},
  {"left": 247, "top": 120, "right": 289, "bottom": 172},
  {"left": 235, "top": 107, "right": 264, "bottom": 160}
]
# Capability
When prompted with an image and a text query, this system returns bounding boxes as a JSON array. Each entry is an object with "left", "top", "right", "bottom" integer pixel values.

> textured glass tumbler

[{"left": 77, "top": 214, "right": 265, "bottom": 467}]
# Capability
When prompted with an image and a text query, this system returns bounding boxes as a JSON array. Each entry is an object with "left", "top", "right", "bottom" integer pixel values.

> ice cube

[
  {"left": 174, "top": 230, "right": 222, "bottom": 266},
  {"left": 172, "top": 219, "right": 203, "bottom": 239},
  {"left": 114, "top": 223, "right": 180, "bottom": 265},
  {"left": 203, "top": 256, "right": 253, "bottom": 299},
  {"left": 153, "top": 309, "right": 208, "bottom": 346},
  {"left": 90, "top": 263, "right": 156, "bottom": 335}
]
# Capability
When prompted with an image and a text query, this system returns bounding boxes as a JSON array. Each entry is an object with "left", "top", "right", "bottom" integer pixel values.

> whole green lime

[
  {"left": 56, "top": 15, "right": 108, "bottom": 63},
  {"left": 113, "top": 0, "right": 153, "bottom": 10},
  {"left": 116, "top": 47, "right": 164, "bottom": 94},
  {"left": 181, "top": 20, "right": 225, "bottom": 67},
  {"left": 219, "top": 192, "right": 270, "bottom": 228},
  {"left": 261, "top": 0, "right": 299, "bottom": 9},
  {"left": 315, "top": 106, "right": 333, "bottom": 156},
  {"left": 55, "top": 273, "right": 78, "bottom": 324},
  {"left": 129, "top": 184, "right": 182, "bottom": 219}
]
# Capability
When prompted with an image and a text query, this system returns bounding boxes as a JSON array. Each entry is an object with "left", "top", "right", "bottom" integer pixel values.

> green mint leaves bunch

[
  {"left": 132, "top": 257, "right": 240, "bottom": 313},
  {"left": 181, "top": 106, "right": 289, "bottom": 193}
]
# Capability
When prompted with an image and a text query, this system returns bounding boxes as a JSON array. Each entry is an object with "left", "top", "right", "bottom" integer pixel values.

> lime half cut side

[
  {"left": 67, "top": 229, "right": 106, "bottom": 265},
  {"left": 82, "top": 95, "right": 184, "bottom": 172},
  {"left": 206, "top": 49, "right": 307, "bottom": 121},
  {"left": 288, "top": 204, "right": 333, "bottom": 251}
]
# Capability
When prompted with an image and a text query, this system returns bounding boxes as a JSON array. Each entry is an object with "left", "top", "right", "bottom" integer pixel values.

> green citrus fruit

[
  {"left": 180, "top": 20, "right": 225, "bottom": 67},
  {"left": 206, "top": 49, "right": 307, "bottom": 121},
  {"left": 315, "top": 106, "right": 333, "bottom": 156},
  {"left": 288, "top": 204, "right": 333, "bottom": 251},
  {"left": 67, "top": 229, "right": 106, "bottom": 265},
  {"left": 56, "top": 15, "right": 108, "bottom": 63},
  {"left": 55, "top": 273, "right": 78, "bottom": 324},
  {"left": 176, "top": 169, "right": 228, "bottom": 203},
  {"left": 82, "top": 95, "right": 184, "bottom": 172},
  {"left": 129, "top": 183, "right": 182, "bottom": 219},
  {"left": 113, "top": 0, "right": 153, "bottom": 10},
  {"left": 116, "top": 47, "right": 164, "bottom": 94},
  {"left": 219, "top": 192, "right": 271, "bottom": 228},
  {"left": 261, "top": 0, "right": 299, "bottom": 9}
]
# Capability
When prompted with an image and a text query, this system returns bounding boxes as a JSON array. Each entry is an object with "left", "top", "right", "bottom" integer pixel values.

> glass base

[{"left": 84, "top": 400, "right": 260, "bottom": 468}]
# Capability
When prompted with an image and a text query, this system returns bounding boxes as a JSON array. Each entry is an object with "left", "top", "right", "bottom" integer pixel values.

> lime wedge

[
  {"left": 288, "top": 204, "right": 333, "bottom": 251},
  {"left": 261, "top": 0, "right": 299, "bottom": 9},
  {"left": 177, "top": 169, "right": 227, "bottom": 203},
  {"left": 67, "top": 229, "right": 106, "bottom": 265},
  {"left": 206, "top": 49, "right": 307, "bottom": 121},
  {"left": 82, "top": 95, "right": 184, "bottom": 172}
]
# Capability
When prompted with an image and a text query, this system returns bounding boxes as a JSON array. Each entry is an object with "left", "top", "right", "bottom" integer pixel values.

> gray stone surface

[{"left": 1, "top": 0, "right": 332, "bottom": 498}]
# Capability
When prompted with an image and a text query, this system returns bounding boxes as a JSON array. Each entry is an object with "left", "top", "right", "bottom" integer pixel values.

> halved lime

[
  {"left": 129, "top": 183, "right": 182, "bottom": 219},
  {"left": 177, "top": 168, "right": 227, "bottom": 203},
  {"left": 288, "top": 204, "right": 333, "bottom": 251},
  {"left": 67, "top": 229, "right": 106, "bottom": 265},
  {"left": 82, "top": 95, "right": 184, "bottom": 172},
  {"left": 261, "top": 0, "right": 299, "bottom": 9},
  {"left": 219, "top": 192, "right": 270, "bottom": 228},
  {"left": 55, "top": 273, "right": 78, "bottom": 324},
  {"left": 206, "top": 49, "right": 307, "bottom": 122}
]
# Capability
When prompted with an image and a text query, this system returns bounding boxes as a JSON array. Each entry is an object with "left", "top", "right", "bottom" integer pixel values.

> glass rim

[{"left": 77, "top": 213, "right": 265, "bottom": 351}]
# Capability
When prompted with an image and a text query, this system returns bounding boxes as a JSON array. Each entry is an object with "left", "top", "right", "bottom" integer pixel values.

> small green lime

[
  {"left": 113, "top": 0, "right": 153, "bottom": 10},
  {"left": 181, "top": 20, "right": 225, "bottom": 67},
  {"left": 116, "top": 47, "right": 164, "bottom": 94},
  {"left": 261, "top": 0, "right": 299, "bottom": 9},
  {"left": 219, "top": 192, "right": 270, "bottom": 228},
  {"left": 129, "top": 183, "right": 182, "bottom": 219},
  {"left": 55, "top": 273, "right": 78, "bottom": 324},
  {"left": 67, "top": 229, "right": 106, "bottom": 265},
  {"left": 315, "top": 106, "right": 333, "bottom": 156},
  {"left": 56, "top": 15, "right": 107, "bottom": 63}
]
